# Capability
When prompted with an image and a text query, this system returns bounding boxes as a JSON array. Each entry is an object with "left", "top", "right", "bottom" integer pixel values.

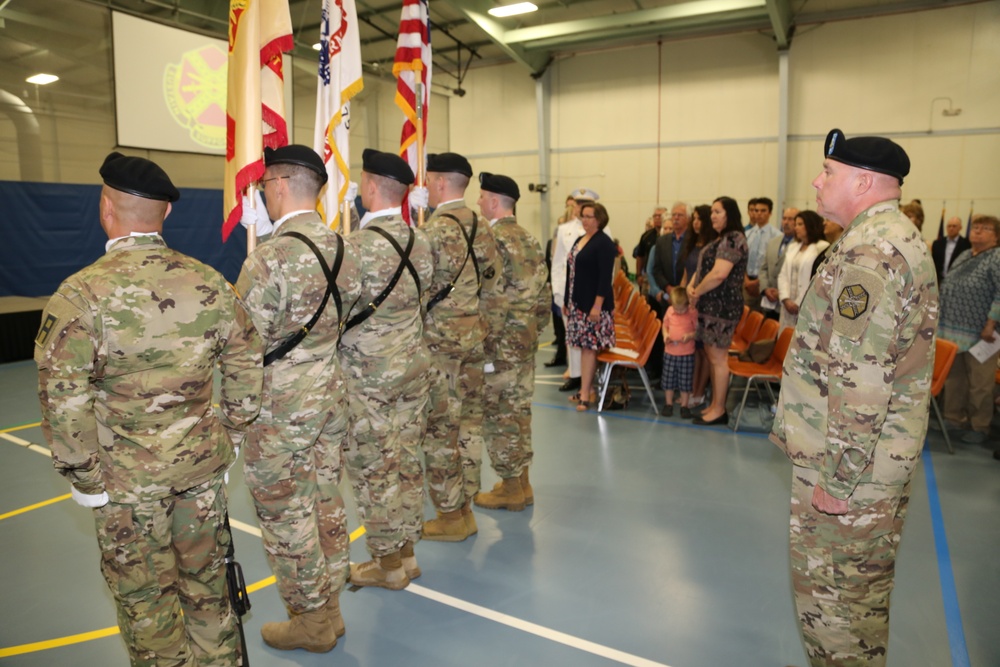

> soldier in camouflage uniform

[
  {"left": 35, "top": 152, "right": 263, "bottom": 667},
  {"left": 770, "top": 130, "right": 938, "bottom": 667},
  {"left": 417, "top": 152, "right": 502, "bottom": 542},
  {"left": 340, "top": 149, "right": 434, "bottom": 590},
  {"left": 473, "top": 173, "right": 551, "bottom": 512},
  {"left": 235, "top": 145, "right": 362, "bottom": 653}
]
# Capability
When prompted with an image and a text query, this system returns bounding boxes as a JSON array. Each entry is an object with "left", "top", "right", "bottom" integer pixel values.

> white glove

[
  {"left": 71, "top": 485, "right": 109, "bottom": 508},
  {"left": 345, "top": 181, "right": 359, "bottom": 205},
  {"left": 240, "top": 191, "right": 274, "bottom": 235},
  {"left": 409, "top": 185, "right": 429, "bottom": 210},
  {"left": 484, "top": 362, "right": 495, "bottom": 374}
]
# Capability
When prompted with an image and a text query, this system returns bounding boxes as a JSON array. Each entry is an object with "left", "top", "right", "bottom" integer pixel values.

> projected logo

[{"left": 164, "top": 45, "right": 227, "bottom": 151}]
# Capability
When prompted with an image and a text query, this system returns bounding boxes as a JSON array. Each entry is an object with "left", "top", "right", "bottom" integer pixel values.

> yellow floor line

[
  {"left": 0, "top": 421, "right": 42, "bottom": 434},
  {"left": 0, "top": 521, "right": 368, "bottom": 657},
  {"left": 0, "top": 494, "right": 71, "bottom": 522}
]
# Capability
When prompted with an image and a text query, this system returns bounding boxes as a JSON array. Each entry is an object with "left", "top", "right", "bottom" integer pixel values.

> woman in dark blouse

[
  {"left": 679, "top": 204, "right": 713, "bottom": 407},
  {"left": 564, "top": 202, "right": 617, "bottom": 411},
  {"left": 686, "top": 196, "right": 748, "bottom": 425}
]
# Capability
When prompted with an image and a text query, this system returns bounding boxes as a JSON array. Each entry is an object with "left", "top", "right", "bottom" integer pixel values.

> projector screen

[{"left": 112, "top": 12, "right": 293, "bottom": 155}]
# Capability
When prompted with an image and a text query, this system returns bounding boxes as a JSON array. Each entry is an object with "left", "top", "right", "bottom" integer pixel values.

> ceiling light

[
  {"left": 488, "top": 2, "right": 538, "bottom": 18},
  {"left": 26, "top": 73, "right": 59, "bottom": 85}
]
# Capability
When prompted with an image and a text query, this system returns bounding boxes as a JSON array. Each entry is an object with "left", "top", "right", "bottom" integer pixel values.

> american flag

[{"left": 393, "top": 0, "right": 432, "bottom": 181}]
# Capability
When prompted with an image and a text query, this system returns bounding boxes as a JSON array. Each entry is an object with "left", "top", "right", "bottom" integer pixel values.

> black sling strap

[
  {"left": 426, "top": 212, "right": 480, "bottom": 312},
  {"left": 263, "top": 231, "right": 343, "bottom": 367},
  {"left": 342, "top": 224, "right": 419, "bottom": 333}
]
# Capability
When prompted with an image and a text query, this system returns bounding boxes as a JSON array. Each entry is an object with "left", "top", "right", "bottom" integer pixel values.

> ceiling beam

[
  {"left": 443, "top": 0, "right": 552, "bottom": 75},
  {"left": 503, "top": 0, "right": 767, "bottom": 45},
  {"left": 765, "top": 0, "right": 793, "bottom": 48}
]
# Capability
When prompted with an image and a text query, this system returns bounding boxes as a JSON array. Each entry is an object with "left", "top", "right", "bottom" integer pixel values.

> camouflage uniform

[
  {"left": 235, "top": 211, "right": 361, "bottom": 612},
  {"left": 421, "top": 200, "right": 501, "bottom": 513},
  {"left": 770, "top": 201, "right": 938, "bottom": 667},
  {"left": 339, "top": 213, "right": 434, "bottom": 555},
  {"left": 483, "top": 216, "right": 551, "bottom": 480},
  {"left": 35, "top": 234, "right": 263, "bottom": 667}
]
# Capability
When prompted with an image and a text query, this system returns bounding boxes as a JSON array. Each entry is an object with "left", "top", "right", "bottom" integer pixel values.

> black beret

[
  {"left": 264, "top": 145, "right": 328, "bottom": 185},
  {"left": 362, "top": 148, "right": 414, "bottom": 186},
  {"left": 824, "top": 129, "right": 910, "bottom": 185},
  {"left": 99, "top": 152, "right": 180, "bottom": 202},
  {"left": 427, "top": 152, "right": 473, "bottom": 178},
  {"left": 479, "top": 172, "right": 520, "bottom": 202}
]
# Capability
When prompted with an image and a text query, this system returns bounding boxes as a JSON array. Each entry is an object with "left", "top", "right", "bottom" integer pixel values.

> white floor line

[
  {"left": 1, "top": 432, "right": 52, "bottom": 457},
  {"left": 536, "top": 380, "right": 567, "bottom": 386},
  {"left": 406, "top": 584, "right": 672, "bottom": 667}
]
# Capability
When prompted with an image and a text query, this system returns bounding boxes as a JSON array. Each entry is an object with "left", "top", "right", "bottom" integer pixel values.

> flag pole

[{"left": 415, "top": 81, "right": 425, "bottom": 227}]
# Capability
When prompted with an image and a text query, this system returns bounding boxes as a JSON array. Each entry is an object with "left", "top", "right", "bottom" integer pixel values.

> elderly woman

[
  {"left": 777, "top": 210, "right": 829, "bottom": 330},
  {"left": 686, "top": 196, "right": 748, "bottom": 425},
  {"left": 564, "top": 202, "right": 618, "bottom": 411},
  {"left": 938, "top": 214, "right": 1000, "bottom": 444}
]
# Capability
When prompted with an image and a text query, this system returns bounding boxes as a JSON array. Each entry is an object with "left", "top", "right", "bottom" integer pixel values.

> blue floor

[{"left": 0, "top": 352, "right": 997, "bottom": 666}]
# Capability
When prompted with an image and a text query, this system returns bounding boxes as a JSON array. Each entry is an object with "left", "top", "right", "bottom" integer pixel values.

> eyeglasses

[
  {"left": 581, "top": 214, "right": 597, "bottom": 220},
  {"left": 255, "top": 176, "right": 289, "bottom": 191}
]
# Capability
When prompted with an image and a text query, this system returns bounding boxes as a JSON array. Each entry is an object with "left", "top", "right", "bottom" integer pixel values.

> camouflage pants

[
  {"left": 93, "top": 478, "right": 238, "bottom": 667},
  {"left": 344, "top": 372, "right": 429, "bottom": 556},
  {"left": 423, "top": 343, "right": 485, "bottom": 514},
  {"left": 482, "top": 357, "right": 535, "bottom": 479},
  {"left": 789, "top": 467, "right": 910, "bottom": 667},
  {"left": 243, "top": 410, "right": 349, "bottom": 613}
]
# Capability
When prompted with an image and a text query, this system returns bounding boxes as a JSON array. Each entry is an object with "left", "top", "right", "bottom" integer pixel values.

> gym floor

[{"left": 0, "top": 347, "right": 997, "bottom": 667}]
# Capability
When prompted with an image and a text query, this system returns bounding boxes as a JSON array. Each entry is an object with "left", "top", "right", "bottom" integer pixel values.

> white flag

[{"left": 314, "top": 0, "right": 364, "bottom": 230}]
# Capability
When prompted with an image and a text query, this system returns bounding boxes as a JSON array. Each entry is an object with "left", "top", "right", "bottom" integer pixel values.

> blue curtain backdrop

[{"left": 0, "top": 181, "right": 249, "bottom": 297}]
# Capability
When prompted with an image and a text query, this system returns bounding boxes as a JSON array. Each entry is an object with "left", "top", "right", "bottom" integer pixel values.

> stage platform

[{"left": 0, "top": 297, "right": 48, "bottom": 363}]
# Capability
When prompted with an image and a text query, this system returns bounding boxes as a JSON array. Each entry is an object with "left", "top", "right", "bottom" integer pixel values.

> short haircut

[
  {"left": 669, "top": 285, "right": 688, "bottom": 307},
  {"left": 582, "top": 202, "right": 610, "bottom": 231},
  {"left": 370, "top": 172, "right": 408, "bottom": 203},
  {"left": 757, "top": 197, "right": 773, "bottom": 212},
  {"left": 747, "top": 197, "right": 759, "bottom": 209},
  {"left": 797, "top": 210, "right": 826, "bottom": 245},
  {"left": 714, "top": 196, "right": 744, "bottom": 235},
  {"left": 271, "top": 163, "right": 324, "bottom": 200},
  {"left": 971, "top": 214, "right": 1000, "bottom": 238}
]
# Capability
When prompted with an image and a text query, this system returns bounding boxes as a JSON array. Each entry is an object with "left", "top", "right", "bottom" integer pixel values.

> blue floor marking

[{"left": 921, "top": 445, "right": 971, "bottom": 667}]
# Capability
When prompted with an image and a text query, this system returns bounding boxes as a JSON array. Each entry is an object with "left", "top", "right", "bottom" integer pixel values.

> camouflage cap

[
  {"left": 100, "top": 152, "right": 180, "bottom": 202},
  {"left": 264, "top": 144, "right": 328, "bottom": 184},
  {"left": 824, "top": 129, "right": 910, "bottom": 185},
  {"left": 479, "top": 172, "right": 520, "bottom": 201}
]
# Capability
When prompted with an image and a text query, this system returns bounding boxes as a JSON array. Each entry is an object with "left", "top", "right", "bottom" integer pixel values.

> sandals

[
  {"left": 576, "top": 401, "right": 590, "bottom": 412},
  {"left": 568, "top": 392, "right": 582, "bottom": 403}
]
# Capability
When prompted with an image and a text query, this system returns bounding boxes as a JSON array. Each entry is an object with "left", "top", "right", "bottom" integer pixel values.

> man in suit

[
  {"left": 759, "top": 207, "right": 799, "bottom": 321},
  {"left": 647, "top": 202, "right": 690, "bottom": 379},
  {"left": 931, "top": 216, "right": 971, "bottom": 283}
]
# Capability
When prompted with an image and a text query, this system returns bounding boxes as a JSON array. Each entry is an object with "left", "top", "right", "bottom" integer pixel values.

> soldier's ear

[
  {"left": 854, "top": 170, "right": 874, "bottom": 196},
  {"left": 163, "top": 202, "right": 173, "bottom": 222}
]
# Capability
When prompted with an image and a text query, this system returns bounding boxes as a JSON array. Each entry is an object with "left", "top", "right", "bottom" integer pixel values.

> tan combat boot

[
  {"left": 349, "top": 551, "right": 409, "bottom": 590},
  {"left": 400, "top": 540, "right": 421, "bottom": 579},
  {"left": 328, "top": 592, "right": 345, "bottom": 638},
  {"left": 260, "top": 604, "right": 337, "bottom": 653},
  {"left": 520, "top": 468, "right": 534, "bottom": 506},
  {"left": 474, "top": 476, "right": 526, "bottom": 511},
  {"left": 461, "top": 500, "right": 478, "bottom": 535},
  {"left": 422, "top": 509, "right": 469, "bottom": 542}
]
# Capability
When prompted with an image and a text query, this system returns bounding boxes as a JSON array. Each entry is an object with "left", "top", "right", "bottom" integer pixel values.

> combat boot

[
  {"left": 400, "top": 540, "right": 421, "bottom": 579},
  {"left": 328, "top": 593, "right": 345, "bottom": 638},
  {"left": 474, "top": 477, "right": 526, "bottom": 511},
  {"left": 520, "top": 468, "right": 534, "bottom": 506},
  {"left": 260, "top": 604, "right": 337, "bottom": 653},
  {"left": 422, "top": 509, "right": 470, "bottom": 542},
  {"left": 461, "top": 500, "right": 478, "bottom": 535},
  {"left": 349, "top": 551, "right": 409, "bottom": 590}
]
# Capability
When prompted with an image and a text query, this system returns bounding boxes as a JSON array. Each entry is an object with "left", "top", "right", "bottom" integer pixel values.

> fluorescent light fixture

[
  {"left": 312, "top": 42, "right": 322, "bottom": 51},
  {"left": 488, "top": 2, "right": 538, "bottom": 18},
  {"left": 26, "top": 73, "right": 59, "bottom": 85}
]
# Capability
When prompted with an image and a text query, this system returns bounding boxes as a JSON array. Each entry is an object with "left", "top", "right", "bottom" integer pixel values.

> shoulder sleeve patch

[
  {"left": 833, "top": 265, "right": 885, "bottom": 341},
  {"left": 35, "top": 313, "right": 59, "bottom": 347}
]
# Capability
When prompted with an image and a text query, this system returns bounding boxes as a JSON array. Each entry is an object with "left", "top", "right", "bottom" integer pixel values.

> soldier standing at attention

[
  {"left": 417, "top": 153, "right": 501, "bottom": 542},
  {"left": 770, "top": 130, "right": 938, "bottom": 667},
  {"left": 35, "top": 152, "right": 263, "bottom": 666},
  {"left": 473, "top": 173, "right": 551, "bottom": 512},
  {"left": 235, "top": 145, "right": 362, "bottom": 652},
  {"left": 340, "top": 149, "right": 434, "bottom": 590}
]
